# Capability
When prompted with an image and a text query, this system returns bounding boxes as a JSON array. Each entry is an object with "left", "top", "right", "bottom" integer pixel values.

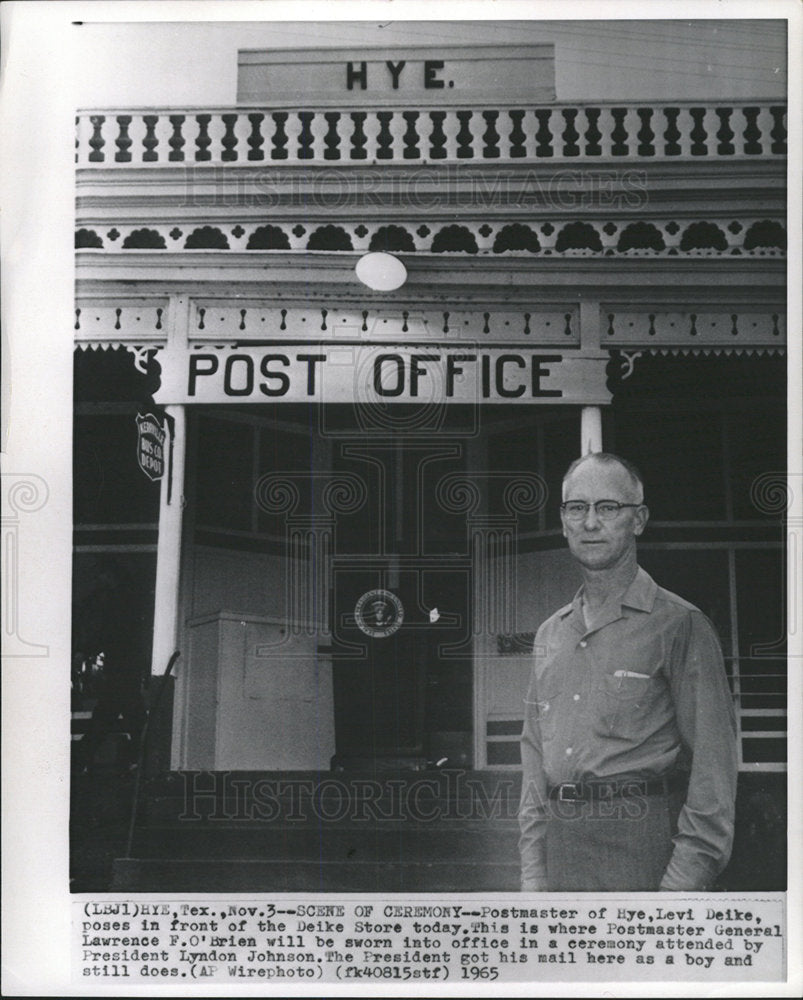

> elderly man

[{"left": 519, "top": 452, "right": 737, "bottom": 892}]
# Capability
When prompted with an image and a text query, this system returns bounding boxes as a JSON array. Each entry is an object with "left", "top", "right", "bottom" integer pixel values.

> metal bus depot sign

[
  {"left": 135, "top": 412, "right": 166, "bottom": 480},
  {"left": 153, "top": 344, "right": 611, "bottom": 406}
]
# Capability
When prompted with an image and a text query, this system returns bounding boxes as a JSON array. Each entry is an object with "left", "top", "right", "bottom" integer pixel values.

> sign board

[
  {"left": 237, "top": 45, "right": 555, "bottom": 106},
  {"left": 135, "top": 412, "right": 166, "bottom": 480},
  {"left": 153, "top": 345, "right": 610, "bottom": 406}
]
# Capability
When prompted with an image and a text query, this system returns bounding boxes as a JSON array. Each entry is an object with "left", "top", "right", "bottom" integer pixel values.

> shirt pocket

[{"left": 597, "top": 672, "right": 655, "bottom": 740}]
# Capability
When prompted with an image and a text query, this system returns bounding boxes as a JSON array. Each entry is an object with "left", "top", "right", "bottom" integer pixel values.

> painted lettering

[
  {"left": 424, "top": 60, "right": 445, "bottom": 88},
  {"left": 258, "top": 354, "right": 290, "bottom": 396},
  {"left": 188, "top": 353, "right": 219, "bottom": 395},
  {"left": 346, "top": 61, "right": 367, "bottom": 90},
  {"left": 386, "top": 60, "right": 406, "bottom": 89}
]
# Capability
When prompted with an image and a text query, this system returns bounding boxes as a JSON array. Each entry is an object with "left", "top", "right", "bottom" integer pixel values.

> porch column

[
  {"left": 579, "top": 299, "right": 603, "bottom": 454},
  {"left": 581, "top": 406, "right": 603, "bottom": 454},
  {"left": 151, "top": 404, "right": 186, "bottom": 675}
]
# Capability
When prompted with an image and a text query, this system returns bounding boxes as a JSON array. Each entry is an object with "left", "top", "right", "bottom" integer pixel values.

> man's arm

[
  {"left": 660, "top": 610, "right": 738, "bottom": 891},
  {"left": 519, "top": 626, "right": 550, "bottom": 891}
]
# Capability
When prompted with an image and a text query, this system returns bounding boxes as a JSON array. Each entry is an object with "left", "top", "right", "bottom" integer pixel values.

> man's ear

[{"left": 633, "top": 504, "right": 649, "bottom": 536}]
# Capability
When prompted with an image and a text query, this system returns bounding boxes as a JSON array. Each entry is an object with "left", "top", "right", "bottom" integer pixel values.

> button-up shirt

[{"left": 519, "top": 567, "right": 738, "bottom": 891}]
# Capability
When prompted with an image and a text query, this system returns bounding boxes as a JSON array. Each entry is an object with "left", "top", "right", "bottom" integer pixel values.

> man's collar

[
  {"left": 556, "top": 566, "right": 657, "bottom": 622},
  {"left": 620, "top": 566, "right": 658, "bottom": 613}
]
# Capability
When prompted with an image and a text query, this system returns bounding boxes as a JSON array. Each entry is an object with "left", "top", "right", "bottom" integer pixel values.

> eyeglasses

[{"left": 560, "top": 500, "right": 642, "bottom": 521}]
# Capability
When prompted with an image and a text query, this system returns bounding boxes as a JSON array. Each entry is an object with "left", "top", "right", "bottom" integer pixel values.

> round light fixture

[{"left": 355, "top": 252, "right": 407, "bottom": 291}]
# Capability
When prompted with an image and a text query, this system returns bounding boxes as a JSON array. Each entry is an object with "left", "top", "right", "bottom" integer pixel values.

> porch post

[
  {"left": 151, "top": 404, "right": 186, "bottom": 675},
  {"left": 579, "top": 299, "right": 603, "bottom": 454},
  {"left": 581, "top": 406, "right": 603, "bottom": 454}
]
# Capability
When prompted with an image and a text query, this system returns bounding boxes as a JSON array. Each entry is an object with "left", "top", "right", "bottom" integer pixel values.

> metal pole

[{"left": 150, "top": 404, "right": 186, "bottom": 676}]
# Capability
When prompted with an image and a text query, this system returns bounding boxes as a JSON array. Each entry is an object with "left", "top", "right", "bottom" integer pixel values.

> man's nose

[{"left": 582, "top": 504, "right": 602, "bottom": 527}]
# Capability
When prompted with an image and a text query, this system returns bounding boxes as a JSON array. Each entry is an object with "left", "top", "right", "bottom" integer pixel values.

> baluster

[
  {"left": 688, "top": 107, "right": 708, "bottom": 156},
  {"left": 387, "top": 111, "right": 406, "bottom": 161},
  {"left": 246, "top": 113, "right": 265, "bottom": 161},
  {"left": 714, "top": 107, "right": 735, "bottom": 155},
  {"left": 88, "top": 114, "right": 107, "bottom": 162},
  {"left": 206, "top": 113, "right": 227, "bottom": 161},
  {"left": 582, "top": 108, "right": 602, "bottom": 157},
  {"left": 76, "top": 115, "right": 92, "bottom": 165},
  {"left": 141, "top": 115, "right": 158, "bottom": 162},
  {"left": 636, "top": 108, "right": 655, "bottom": 156},
  {"left": 309, "top": 112, "right": 328, "bottom": 160},
  {"left": 741, "top": 107, "right": 761, "bottom": 155},
  {"left": 533, "top": 108, "right": 553, "bottom": 157},
  {"left": 415, "top": 111, "right": 433, "bottom": 162},
  {"left": 628, "top": 107, "right": 645, "bottom": 156},
  {"left": 362, "top": 112, "right": 381, "bottom": 162},
  {"left": 348, "top": 112, "right": 368, "bottom": 160},
  {"left": 481, "top": 110, "right": 501, "bottom": 158},
  {"left": 507, "top": 109, "right": 526, "bottom": 158},
  {"left": 609, "top": 107, "right": 629, "bottom": 156},
  {"left": 402, "top": 111, "right": 420, "bottom": 159},
  {"left": 268, "top": 112, "right": 287, "bottom": 160},
  {"left": 168, "top": 115, "right": 185, "bottom": 161},
  {"left": 232, "top": 113, "right": 251, "bottom": 162},
  {"left": 283, "top": 112, "right": 302, "bottom": 162},
  {"left": 702, "top": 107, "right": 719, "bottom": 156},
  {"left": 182, "top": 115, "right": 201, "bottom": 162},
  {"left": 193, "top": 114, "right": 212, "bottom": 161},
  {"left": 596, "top": 107, "right": 614, "bottom": 158},
  {"left": 495, "top": 108, "right": 513, "bottom": 160},
  {"left": 675, "top": 107, "right": 694, "bottom": 157},
  {"left": 296, "top": 112, "right": 315, "bottom": 160},
  {"left": 622, "top": 107, "right": 640, "bottom": 156},
  {"left": 769, "top": 105, "right": 787, "bottom": 154},
  {"left": 131, "top": 114, "right": 150, "bottom": 164},
  {"left": 560, "top": 108, "right": 580, "bottom": 157},
  {"left": 152, "top": 115, "right": 172, "bottom": 163},
  {"left": 114, "top": 115, "right": 133, "bottom": 162},
  {"left": 427, "top": 111, "right": 447, "bottom": 159},
  {"left": 323, "top": 112, "right": 341, "bottom": 160},
  {"left": 442, "top": 111, "right": 460, "bottom": 160},
  {"left": 220, "top": 114, "right": 239, "bottom": 161},
  {"left": 661, "top": 106, "right": 681, "bottom": 156},
  {"left": 375, "top": 112, "right": 394, "bottom": 159},
  {"left": 517, "top": 110, "right": 536, "bottom": 159},
  {"left": 457, "top": 111, "right": 477, "bottom": 158},
  {"left": 755, "top": 107, "right": 773, "bottom": 155},
  {"left": 728, "top": 107, "right": 748, "bottom": 156}
]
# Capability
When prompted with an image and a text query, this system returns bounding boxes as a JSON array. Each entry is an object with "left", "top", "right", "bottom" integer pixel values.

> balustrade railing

[{"left": 76, "top": 102, "right": 786, "bottom": 166}]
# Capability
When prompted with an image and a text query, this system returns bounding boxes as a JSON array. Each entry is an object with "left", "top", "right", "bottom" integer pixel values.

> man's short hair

[{"left": 562, "top": 452, "right": 645, "bottom": 503}]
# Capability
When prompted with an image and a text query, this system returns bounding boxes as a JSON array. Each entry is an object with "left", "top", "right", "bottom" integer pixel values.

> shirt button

[
  {"left": 573, "top": 693, "right": 580, "bottom": 701},
  {"left": 565, "top": 747, "right": 573, "bottom": 756},
  {"left": 579, "top": 640, "right": 587, "bottom": 648}
]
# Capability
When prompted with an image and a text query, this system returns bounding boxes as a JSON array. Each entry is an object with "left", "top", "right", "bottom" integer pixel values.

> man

[{"left": 519, "top": 452, "right": 737, "bottom": 891}]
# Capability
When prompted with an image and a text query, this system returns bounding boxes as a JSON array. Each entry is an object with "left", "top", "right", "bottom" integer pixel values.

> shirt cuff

[{"left": 659, "top": 852, "right": 719, "bottom": 891}]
